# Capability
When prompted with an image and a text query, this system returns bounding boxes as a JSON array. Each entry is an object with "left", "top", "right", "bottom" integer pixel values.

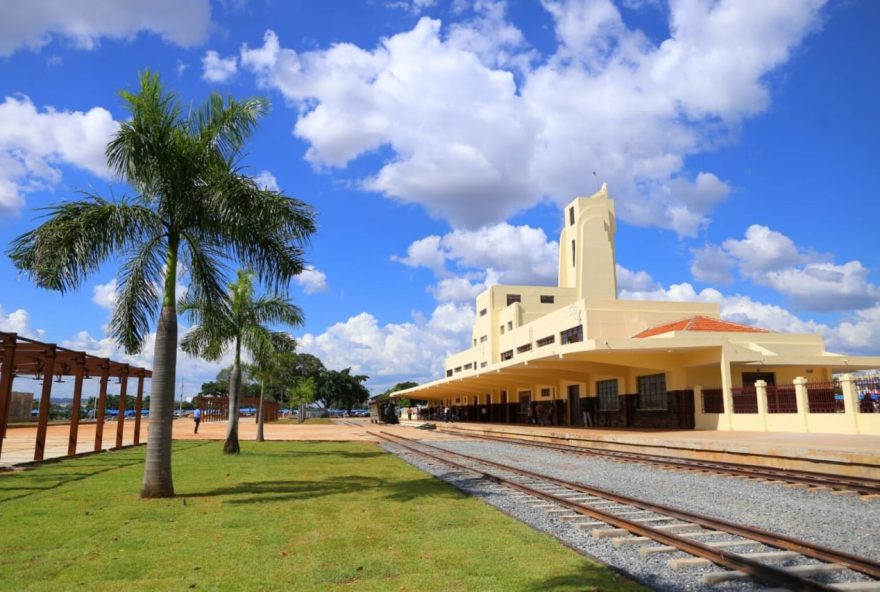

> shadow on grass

[
  {"left": 0, "top": 441, "right": 211, "bottom": 504},
  {"left": 527, "top": 565, "right": 646, "bottom": 592},
  {"left": 182, "top": 475, "right": 463, "bottom": 505}
]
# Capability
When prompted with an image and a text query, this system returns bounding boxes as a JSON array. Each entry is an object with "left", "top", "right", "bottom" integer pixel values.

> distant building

[{"left": 395, "top": 185, "right": 880, "bottom": 435}]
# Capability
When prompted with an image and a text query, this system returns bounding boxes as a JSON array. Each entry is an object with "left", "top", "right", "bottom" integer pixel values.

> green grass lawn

[{"left": 0, "top": 441, "right": 645, "bottom": 592}]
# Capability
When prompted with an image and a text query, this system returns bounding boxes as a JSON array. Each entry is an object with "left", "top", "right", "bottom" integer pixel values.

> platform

[{"left": 420, "top": 421, "right": 880, "bottom": 479}]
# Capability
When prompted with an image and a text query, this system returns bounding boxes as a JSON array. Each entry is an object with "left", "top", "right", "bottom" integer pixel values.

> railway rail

[
  {"left": 372, "top": 429, "right": 880, "bottom": 592},
  {"left": 436, "top": 427, "right": 880, "bottom": 498}
]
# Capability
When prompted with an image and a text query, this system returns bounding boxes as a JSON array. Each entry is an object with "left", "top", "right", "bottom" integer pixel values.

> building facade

[{"left": 395, "top": 186, "right": 880, "bottom": 435}]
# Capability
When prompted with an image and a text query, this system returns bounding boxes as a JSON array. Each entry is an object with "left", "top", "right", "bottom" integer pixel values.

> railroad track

[
  {"left": 436, "top": 427, "right": 880, "bottom": 498},
  {"left": 372, "top": 430, "right": 880, "bottom": 592}
]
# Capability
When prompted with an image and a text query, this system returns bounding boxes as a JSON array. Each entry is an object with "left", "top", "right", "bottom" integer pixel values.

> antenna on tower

[{"left": 592, "top": 171, "right": 600, "bottom": 192}]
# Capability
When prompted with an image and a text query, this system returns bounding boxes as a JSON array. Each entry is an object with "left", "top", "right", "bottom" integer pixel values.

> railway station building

[{"left": 394, "top": 186, "right": 880, "bottom": 436}]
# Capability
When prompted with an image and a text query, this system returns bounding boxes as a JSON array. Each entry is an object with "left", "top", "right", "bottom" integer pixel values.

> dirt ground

[{"left": 0, "top": 417, "right": 454, "bottom": 467}]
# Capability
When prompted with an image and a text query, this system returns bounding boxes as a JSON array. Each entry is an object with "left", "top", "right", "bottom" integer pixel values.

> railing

[
  {"left": 702, "top": 388, "right": 723, "bottom": 413},
  {"left": 854, "top": 376, "right": 880, "bottom": 414},
  {"left": 766, "top": 384, "right": 797, "bottom": 413},
  {"left": 731, "top": 386, "right": 757, "bottom": 414},
  {"left": 806, "top": 382, "right": 844, "bottom": 413}
]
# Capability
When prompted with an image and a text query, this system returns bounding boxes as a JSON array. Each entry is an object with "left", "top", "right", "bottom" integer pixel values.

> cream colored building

[{"left": 395, "top": 186, "right": 880, "bottom": 435}]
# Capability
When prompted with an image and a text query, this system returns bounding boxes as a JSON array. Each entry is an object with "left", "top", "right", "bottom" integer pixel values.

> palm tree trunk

[
  {"left": 256, "top": 379, "right": 265, "bottom": 442},
  {"left": 224, "top": 345, "right": 242, "bottom": 454},
  {"left": 141, "top": 241, "right": 179, "bottom": 498}
]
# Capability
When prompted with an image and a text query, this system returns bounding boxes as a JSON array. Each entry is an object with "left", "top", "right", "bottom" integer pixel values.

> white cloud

[
  {"left": 239, "top": 1, "right": 825, "bottom": 233},
  {"left": 616, "top": 264, "right": 658, "bottom": 292},
  {"left": 690, "top": 244, "right": 735, "bottom": 285},
  {"left": 395, "top": 222, "right": 559, "bottom": 285},
  {"left": 298, "top": 302, "right": 474, "bottom": 393},
  {"left": 92, "top": 279, "right": 117, "bottom": 311},
  {"left": 0, "top": 0, "right": 212, "bottom": 56},
  {"left": 0, "top": 304, "right": 45, "bottom": 339},
  {"left": 693, "top": 224, "right": 879, "bottom": 313},
  {"left": 760, "top": 261, "right": 880, "bottom": 313},
  {"left": 295, "top": 267, "right": 329, "bottom": 294},
  {"left": 253, "top": 170, "right": 279, "bottom": 191},
  {"left": 387, "top": 0, "right": 438, "bottom": 14},
  {"left": 722, "top": 224, "right": 803, "bottom": 274},
  {"left": 201, "top": 50, "right": 238, "bottom": 83},
  {"left": 0, "top": 95, "right": 117, "bottom": 216}
]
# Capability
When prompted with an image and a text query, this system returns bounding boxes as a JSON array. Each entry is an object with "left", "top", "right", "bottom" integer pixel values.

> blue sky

[{"left": 0, "top": 0, "right": 878, "bottom": 397}]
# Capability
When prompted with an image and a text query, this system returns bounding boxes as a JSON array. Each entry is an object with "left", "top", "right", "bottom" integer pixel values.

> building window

[
  {"left": 446, "top": 369, "right": 453, "bottom": 377},
  {"left": 480, "top": 361, "right": 487, "bottom": 368},
  {"left": 507, "top": 321, "right": 513, "bottom": 331},
  {"left": 637, "top": 373, "right": 667, "bottom": 411},
  {"left": 479, "top": 308, "right": 487, "bottom": 317},
  {"left": 464, "top": 363, "right": 473, "bottom": 370},
  {"left": 569, "top": 206, "right": 575, "bottom": 226},
  {"left": 517, "top": 343, "right": 532, "bottom": 354},
  {"left": 596, "top": 379, "right": 619, "bottom": 411},
  {"left": 571, "top": 240, "right": 576, "bottom": 266},
  {"left": 536, "top": 335, "right": 555, "bottom": 347},
  {"left": 480, "top": 335, "right": 487, "bottom": 343},
  {"left": 473, "top": 338, "right": 477, "bottom": 347},
  {"left": 500, "top": 325, "right": 505, "bottom": 335},
  {"left": 540, "top": 387, "right": 553, "bottom": 397},
  {"left": 501, "top": 350, "right": 513, "bottom": 361},
  {"left": 506, "top": 294, "right": 521, "bottom": 306},
  {"left": 454, "top": 366, "right": 462, "bottom": 373},
  {"left": 540, "top": 295, "right": 555, "bottom": 304},
  {"left": 560, "top": 325, "right": 583, "bottom": 345}
]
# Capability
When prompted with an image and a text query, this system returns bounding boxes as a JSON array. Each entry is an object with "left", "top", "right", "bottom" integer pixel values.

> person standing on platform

[{"left": 193, "top": 408, "right": 202, "bottom": 434}]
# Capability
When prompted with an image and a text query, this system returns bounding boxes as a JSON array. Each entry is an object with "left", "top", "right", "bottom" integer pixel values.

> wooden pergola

[{"left": 0, "top": 332, "right": 152, "bottom": 461}]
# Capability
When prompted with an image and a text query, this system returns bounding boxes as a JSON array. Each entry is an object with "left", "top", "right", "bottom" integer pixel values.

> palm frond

[
  {"left": 180, "top": 324, "right": 227, "bottom": 362},
  {"left": 7, "top": 196, "right": 163, "bottom": 293},
  {"left": 252, "top": 295, "right": 305, "bottom": 328},
  {"left": 111, "top": 234, "right": 165, "bottom": 354},
  {"left": 195, "top": 94, "right": 269, "bottom": 160}
]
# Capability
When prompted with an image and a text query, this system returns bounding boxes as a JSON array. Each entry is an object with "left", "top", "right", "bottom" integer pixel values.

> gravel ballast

[{"left": 381, "top": 435, "right": 880, "bottom": 592}]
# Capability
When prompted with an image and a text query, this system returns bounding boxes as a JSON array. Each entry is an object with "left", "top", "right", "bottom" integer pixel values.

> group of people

[{"left": 526, "top": 402, "right": 555, "bottom": 426}]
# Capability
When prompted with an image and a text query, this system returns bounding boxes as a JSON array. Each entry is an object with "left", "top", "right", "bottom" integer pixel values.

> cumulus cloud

[
  {"left": 297, "top": 302, "right": 474, "bottom": 393},
  {"left": 0, "top": 0, "right": 212, "bottom": 56},
  {"left": 236, "top": 1, "right": 825, "bottom": 233},
  {"left": 201, "top": 50, "right": 238, "bottom": 83},
  {"left": 91, "top": 279, "right": 117, "bottom": 311},
  {"left": 0, "top": 95, "right": 117, "bottom": 216},
  {"left": 0, "top": 304, "right": 45, "bottom": 339},
  {"left": 294, "top": 267, "right": 329, "bottom": 294},
  {"left": 253, "top": 170, "right": 279, "bottom": 191},
  {"left": 395, "top": 222, "right": 559, "bottom": 286},
  {"left": 690, "top": 244, "right": 735, "bottom": 285},
  {"left": 692, "top": 224, "right": 880, "bottom": 313}
]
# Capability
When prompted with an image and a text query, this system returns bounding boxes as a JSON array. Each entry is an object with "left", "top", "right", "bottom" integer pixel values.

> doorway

[{"left": 568, "top": 384, "right": 582, "bottom": 426}]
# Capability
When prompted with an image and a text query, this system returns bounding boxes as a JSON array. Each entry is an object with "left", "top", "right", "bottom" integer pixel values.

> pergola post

[
  {"left": 0, "top": 333, "right": 17, "bottom": 458},
  {"left": 115, "top": 366, "right": 129, "bottom": 449},
  {"left": 34, "top": 345, "right": 57, "bottom": 461},
  {"left": 67, "top": 356, "right": 86, "bottom": 456},
  {"left": 133, "top": 373, "right": 145, "bottom": 445},
  {"left": 94, "top": 361, "right": 110, "bottom": 452}
]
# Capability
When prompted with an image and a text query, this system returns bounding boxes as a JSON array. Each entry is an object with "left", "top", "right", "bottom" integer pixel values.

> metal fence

[
  {"left": 854, "top": 375, "right": 880, "bottom": 414},
  {"left": 805, "top": 382, "right": 844, "bottom": 413},
  {"left": 766, "top": 384, "right": 798, "bottom": 413},
  {"left": 731, "top": 386, "right": 758, "bottom": 414}
]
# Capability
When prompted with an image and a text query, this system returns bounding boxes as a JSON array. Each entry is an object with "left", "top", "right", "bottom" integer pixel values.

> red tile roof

[{"left": 634, "top": 315, "right": 770, "bottom": 338}]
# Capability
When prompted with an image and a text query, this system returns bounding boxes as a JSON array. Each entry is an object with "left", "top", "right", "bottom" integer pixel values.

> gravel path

[{"left": 381, "top": 436, "right": 880, "bottom": 592}]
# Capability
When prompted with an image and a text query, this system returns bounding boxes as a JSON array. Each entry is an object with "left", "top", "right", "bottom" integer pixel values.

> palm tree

[
  {"left": 7, "top": 71, "right": 315, "bottom": 498},
  {"left": 181, "top": 269, "right": 302, "bottom": 453},
  {"left": 250, "top": 348, "right": 292, "bottom": 442}
]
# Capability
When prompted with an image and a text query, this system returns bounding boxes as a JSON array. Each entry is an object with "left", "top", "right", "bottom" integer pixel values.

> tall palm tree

[
  {"left": 181, "top": 269, "right": 302, "bottom": 453},
  {"left": 7, "top": 71, "right": 315, "bottom": 498}
]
